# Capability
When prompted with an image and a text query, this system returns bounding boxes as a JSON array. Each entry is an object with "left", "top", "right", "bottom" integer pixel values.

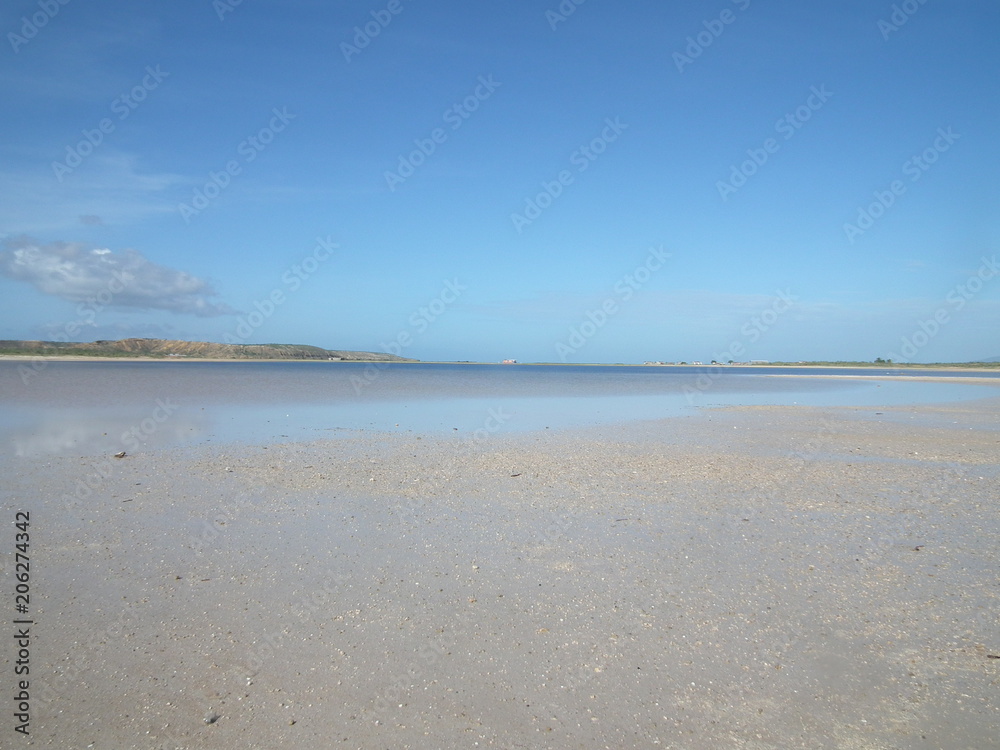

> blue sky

[{"left": 1, "top": 0, "right": 997, "bottom": 363}]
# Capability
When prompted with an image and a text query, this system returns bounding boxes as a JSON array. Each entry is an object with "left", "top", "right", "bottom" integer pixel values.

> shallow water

[{"left": 1, "top": 361, "right": 997, "bottom": 457}]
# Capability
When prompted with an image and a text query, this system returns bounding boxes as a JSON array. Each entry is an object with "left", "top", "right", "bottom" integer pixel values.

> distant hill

[{"left": 0, "top": 338, "right": 414, "bottom": 362}]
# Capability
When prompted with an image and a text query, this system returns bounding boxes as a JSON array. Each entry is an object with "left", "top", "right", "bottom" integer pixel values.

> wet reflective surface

[{"left": 2, "top": 361, "right": 998, "bottom": 457}]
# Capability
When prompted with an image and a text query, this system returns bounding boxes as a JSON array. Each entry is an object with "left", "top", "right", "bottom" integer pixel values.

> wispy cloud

[
  {"left": 0, "top": 151, "right": 182, "bottom": 235},
  {"left": 0, "top": 236, "right": 237, "bottom": 317}
]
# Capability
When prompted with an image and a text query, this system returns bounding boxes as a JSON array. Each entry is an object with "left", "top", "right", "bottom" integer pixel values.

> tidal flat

[{"left": 5, "top": 386, "right": 999, "bottom": 749}]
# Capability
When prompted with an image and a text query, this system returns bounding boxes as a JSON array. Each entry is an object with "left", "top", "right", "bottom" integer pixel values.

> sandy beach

[
  {"left": 5, "top": 391, "right": 998, "bottom": 749},
  {"left": 5, "top": 0, "right": 998, "bottom": 746}
]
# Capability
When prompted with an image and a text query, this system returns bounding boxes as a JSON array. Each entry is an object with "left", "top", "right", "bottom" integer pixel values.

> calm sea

[{"left": 1, "top": 361, "right": 998, "bottom": 458}]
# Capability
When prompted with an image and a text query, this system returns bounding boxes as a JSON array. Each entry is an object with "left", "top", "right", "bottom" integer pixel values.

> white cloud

[{"left": 0, "top": 236, "right": 237, "bottom": 317}]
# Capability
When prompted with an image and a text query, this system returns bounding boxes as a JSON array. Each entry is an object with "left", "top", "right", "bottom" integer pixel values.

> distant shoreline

[
  {"left": 1, "top": 354, "right": 997, "bottom": 373},
  {"left": 0, "top": 355, "right": 406, "bottom": 364}
]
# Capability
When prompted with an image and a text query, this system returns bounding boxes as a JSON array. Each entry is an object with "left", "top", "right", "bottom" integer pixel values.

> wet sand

[{"left": 6, "top": 397, "right": 1000, "bottom": 749}]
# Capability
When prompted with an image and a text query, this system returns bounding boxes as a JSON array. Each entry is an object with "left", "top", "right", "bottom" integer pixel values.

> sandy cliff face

[{"left": 0, "top": 338, "right": 413, "bottom": 361}]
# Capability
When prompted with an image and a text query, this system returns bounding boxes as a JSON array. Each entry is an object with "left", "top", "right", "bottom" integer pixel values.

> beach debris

[
  {"left": 114, "top": 451, "right": 127, "bottom": 458},
  {"left": 510, "top": 473, "right": 522, "bottom": 477},
  {"left": 205, "top": 713, "right": 221, "bottom": 725},
  {"left": 987, "top": 654, "right": 999, "bottom": 659},
  {"left": 914, "top": 545, "right": 924, "bottom": 551}
]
